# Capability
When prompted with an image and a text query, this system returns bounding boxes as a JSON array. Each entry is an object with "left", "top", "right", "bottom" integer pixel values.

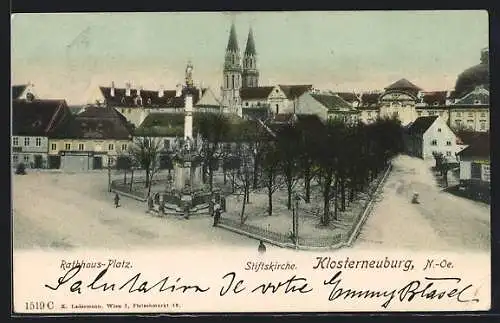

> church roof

[
  {"left": 385, "top": 78, "right": 422, "bottom": 92},
  {"left": 240, "top": 86, "right": 275, "bottom": 100},
  {"left": 226, "top": 23, "right": 239, "bottom": 52},
  {"left": 244, "top": 28, "right": 256, "bottom": 55}
]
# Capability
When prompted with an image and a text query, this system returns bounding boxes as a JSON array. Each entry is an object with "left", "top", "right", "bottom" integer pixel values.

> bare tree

[
  {"left": 128, "top": 136, "right": 162, "bottom": 197},
  {"left": 261, "top": 141, "right": 283, "bottom": 216},
  {"left": 233, "top": 144, "right": 254, "bottom": 224}
]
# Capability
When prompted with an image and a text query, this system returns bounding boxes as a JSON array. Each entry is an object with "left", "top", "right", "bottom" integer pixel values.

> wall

[
  {"left": 12, "top": 135, "right": 48, "bottom": 153},
  {"left": 295, "top": 93, "right": 328, "bottom": 121},
  {"left": 422, "top": 117, "right": 459, "bottom": 160},
  {"left": 48, "top": 138, "right": 133, "bottom": 161},
  {"left": 449, "top": 108, "right": 489, "bottom": 132}
]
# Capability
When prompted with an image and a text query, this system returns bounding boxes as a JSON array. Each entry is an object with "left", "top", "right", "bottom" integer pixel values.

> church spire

[
  {"left": 226, "top": 23, "right": 239, "bottom": 52},
  {"left": 244, "top": 28, "right": 256, "bottom": 55}
]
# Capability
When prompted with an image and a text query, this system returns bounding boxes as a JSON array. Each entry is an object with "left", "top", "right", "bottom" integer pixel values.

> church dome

[{"left": 454, "top": 47, "right": 489, "bottom": 97}]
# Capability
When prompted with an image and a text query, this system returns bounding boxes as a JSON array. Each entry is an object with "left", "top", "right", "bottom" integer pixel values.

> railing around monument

[{"left": 218, "top": 217, "right": 291, "bottom": 244}]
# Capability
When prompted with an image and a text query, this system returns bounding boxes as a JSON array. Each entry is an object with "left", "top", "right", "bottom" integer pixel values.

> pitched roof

[
  {"left": 99, "top": 86, "right": 202, "bottom": 108},
  {"left": 12, "top": 99, "right": 70, "bottom": 137},
  {"left": 457, "top": 131, "right": 488, "bottom": 145},
  {"left": 244, "top": 28, "right": 256, "bottom": 55},
  {"left": 457, "top": 133, "right": 489, "bottom": 158},
  {"left": 12, "top": 85, "right": 27, "bottom": 99},
  {"left": 385, "top": 78, "right": 422, "bottom": 91},
  {"left": 240, "top": 86, "right": 274, "bottom": 100},
  {"left": 227, "top": 23, "right": 239, "bottom": 52},
  {"left": 407, "top": 116, "right": 438, "bottom": 135},
  {"left": 279, "top": 85, "right": 313, "bottom": 100},
  {"left": 421, "top": 91, "right": 448, "bottom": 106},
  {"left": 60, "top": 106, "right": 134, "bottom": 140},
  {"left": 453, "top": 86, "right": 489, "bottom": 106},
  {"left": 310, "top": 93, "right": 353, "bottom": 111},
  {"left": 333, "top": 92, "right": 360, "bottom": 104}
]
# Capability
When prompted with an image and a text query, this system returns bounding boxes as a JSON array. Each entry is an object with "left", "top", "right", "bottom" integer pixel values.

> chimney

[
  {"left": 125, "top": 82, "right": 131, "bottom": 96},
  {"left": 158, "top": 85, "right": 164, "bottom": 98},
  {"left": 176, "top": 84, "right": 182, "bottom": 97},
  {"left": 110, "top": 81, "right": 115, "bottom": 97}
]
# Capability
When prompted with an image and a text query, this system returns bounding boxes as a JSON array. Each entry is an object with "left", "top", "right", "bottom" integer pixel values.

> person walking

[
  {"left": 258, "top": 240, "right": 266, "bottom": 254},
  {"left": 213, "top": 203, "right": 221, "bottom": 227},
  {"left": 114, "top": 193, "right": 120, "bottom": 208}
]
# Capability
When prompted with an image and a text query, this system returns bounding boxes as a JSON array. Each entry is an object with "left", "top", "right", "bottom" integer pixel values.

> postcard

[{"left": 11, "top": 10, "right": 491, "bottom": 314}]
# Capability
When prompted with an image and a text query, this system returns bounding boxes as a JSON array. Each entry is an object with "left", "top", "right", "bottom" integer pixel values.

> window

[
  {"left": 417, "top": 111, "right": 422, "bottom": 116},
  {"left": 13, "top": 137, "right": 19, "bottom": 146},
  {"left": 245, "top": 102, "right": 249, "bottom": 106},
  {"left": 51, "top": 143, "right": 57, "bottom": 151},
  {"left": 468, "top": 112, "right": 473, "bottom": 117},
  {"left": 474, "top": 100, "right": 481, "bottom": 105},
  {"left": 437, "top": 128, "right": 442, "bottom": 132},
  {"left": 431, "top": 140, "right": 437, "bottom": 146},
  {"left": 467, "top": 119, "right": 473, "bottom": 123},
  {"left": 163, "top": 140, "right": 170, "bottom": 150},
  {"left": 446, "top": 141, "right": 451, "bottom": 146},
  {"left": 35, "top": 138, "right": 42, "bottom": 147},
  {"left": 24, "top": 137, "right": 30, "bottom": 146},
  {"left": 13, "top": 154, "right": 18, "bottom": 164},
  {"left": 23, "top": 155, "right": 30, "bottom": 163},
  {"left": 446, "top": 151, "right": 452, "bottom": 156},
  {"left": 108, "top": 143, "right": 114, "bottom": 151},
  {"left": 455, "top": 119, "right": 462, "bottom": 125},
  {"left": 480, "top": 112, "right": 486, "bottom": 117},
  {"left": 275, "top": 104, "right": 279, "bottom": 115},
  {"left": 480, "top": 122, "right": 486, "bottom": 130},
  {"left": 65, "top": 143, "right": 71, "bottom": 150},
  {"left": 457, "top": 112, "right": 462, "bottom": 117},
  {"left": 232, "top": 75, "right": 235, "bottom": 88},
  {"left": 121, "top": 144, "right": 128, "bottom": 151},
  {"left": 78, "top": 143, "right": 84, "bottom": 151}
]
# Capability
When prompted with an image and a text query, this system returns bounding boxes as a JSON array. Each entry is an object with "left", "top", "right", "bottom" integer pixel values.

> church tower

[
  {"left": 242, "top": 28, "right": 259, "bottom": 88},
  {"left": 221, "top": 23, "right": 242, "bottom": 114}
]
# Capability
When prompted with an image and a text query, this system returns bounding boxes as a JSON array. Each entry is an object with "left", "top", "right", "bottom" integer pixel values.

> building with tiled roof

[
  {"left": 293, "top": 92, "right": 358, "bottom": 123},
  {"left": 405, "top": 115, "right": 460, "bottom": 159},
  {"left": 47, "top": 105, "right": 134, "bottom": 171},
  {"left": 448, "top": 86, "right": 489, "bottom": 133},
  {"left": 456, "top": 131, "right": 490, "bottom": 188},
  {"left": 97, "top": 81, "right": 206, "bottom": 128},
  {"left": 12, "top": 98, "right": 72, "bottom": 168}
]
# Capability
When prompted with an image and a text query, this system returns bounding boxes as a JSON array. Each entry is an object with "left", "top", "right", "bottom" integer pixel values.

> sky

[{"left": 11, "top": 11, "right": 488, "bottom": 105}]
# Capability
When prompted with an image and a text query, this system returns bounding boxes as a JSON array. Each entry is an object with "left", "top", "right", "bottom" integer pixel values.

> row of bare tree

[{"left": 119, "top": 113, "right": 404, "bottom": 226}]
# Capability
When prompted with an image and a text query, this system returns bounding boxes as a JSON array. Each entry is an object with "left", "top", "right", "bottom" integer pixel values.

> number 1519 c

[{"left": 25, "top": 301, "right": 54, "bottom": 311}]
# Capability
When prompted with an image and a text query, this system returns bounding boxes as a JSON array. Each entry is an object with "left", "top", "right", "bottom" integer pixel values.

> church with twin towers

[{"left": 221, "top": 23, "right": 259, "bottom": 113}]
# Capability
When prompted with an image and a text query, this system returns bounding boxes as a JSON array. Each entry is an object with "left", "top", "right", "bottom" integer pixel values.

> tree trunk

[
  {"left": 340, "top": 177, "right": 346, "bottom": 212},
  {"left": 124, "top": 169, "right": 127, "bottom": 184},
  {"left": 145, "top": 168, "right": 150, "bottom": 188},
  {"left": 304, "top": 168, "right": 311, "bottom": 204},
  {"left": 224, "top": 169, "right": 227, "bottom": 185},
  {"left": 287, "top": 180, "right": 292, "bottom": 210},
  {"left": 267, "top": 185, "right": 273, "bottom": 216},
  {"left": 253, "top": 159, "right": 259, "bottom": 189},
  {"left": 240, "top": 186, "right": 248, "bottom": 224},
  {"left": 202, "top": 164, "right": 207, "bottom": 184},
  {"left": 129, "top": 168, "right": 134, "bottom": 192},
  {"left": 333, "top": 176, "right": 339, "bottom": 221},
  {"left": 322, "top": 174, "right": 332, "bottom": 226}
]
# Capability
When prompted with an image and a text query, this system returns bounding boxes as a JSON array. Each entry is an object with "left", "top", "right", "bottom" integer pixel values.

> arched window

[
  {"left": 226, "top": 75, "right": 229, "bottom": 89},
  {"left": 232, "top": 75, "right": 235, "bottom": 88}
]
